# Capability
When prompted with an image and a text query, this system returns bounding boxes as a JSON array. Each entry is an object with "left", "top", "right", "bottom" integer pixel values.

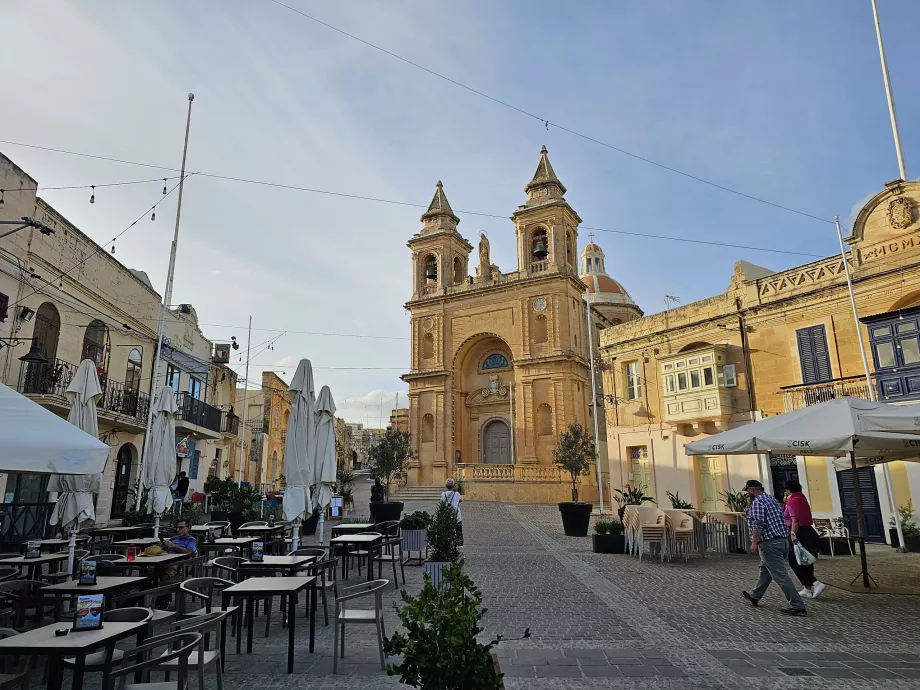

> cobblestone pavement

[{"left": 45, "top": 495, "right": 920, "bottom": 689}]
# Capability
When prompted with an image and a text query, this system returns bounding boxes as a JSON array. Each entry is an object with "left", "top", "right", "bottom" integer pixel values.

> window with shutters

[
  {"left": 796, "top": 325, "right": 832, "bottom": 384},
  {"left": 863, "top": 309, "right": 920, "bottom": 402}
]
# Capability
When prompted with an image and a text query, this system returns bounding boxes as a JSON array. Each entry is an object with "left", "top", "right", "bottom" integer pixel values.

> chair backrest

[
  {"left": 813, "top": 518, "right": 832, "bottom": 535},
  {"left": 633, "top": 506, "right": 663, "bottom": 526},
  {"left": 240, "top": 521, "right": 268, "bottom": 529},
  {"left": 373, "top": 521, "right": 400, "bottom": 537},
  {"left": 103, "top": 606, "right": 153, "bottom": 624},
  {"left": 108, "top": 632, "right": 201, "bottom": 686},
  {"left": 204, "top": 521, "right": 230, "bottom": 529},
  {"left": 0, "top": 568, "right": 19, "bottom": 583},
  {"left": 180, "top": 577, "right": 233, "bottom": 614},
  {"left": 85, "top": 553, "right": 126, "bottom": 564},
  {"left": 0, "top": 580, "right": 44, "bottom": 598},
  {"left": 289, "top": 548, "right": 326, "bottom": 559},
  {"left": 111, "top": 583, "right": 179, "bottom": 612},
  {"left": 0, "top": 628, "right": 31, "bottom": 675},
  {"left": 336, "top": 579, "right": 389, "bottom": 611},
  {"left": 663, "top": 510, "right": 694, "bottom": 531}
]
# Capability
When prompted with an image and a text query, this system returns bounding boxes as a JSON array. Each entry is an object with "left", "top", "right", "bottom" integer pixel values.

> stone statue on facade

[{"left": 478, "top": 232, "right": 493, "bottom": 279}]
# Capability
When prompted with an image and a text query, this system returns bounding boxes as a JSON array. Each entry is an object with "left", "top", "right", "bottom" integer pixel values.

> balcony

[
  {"left": 175, "top": 392, "right": 222, "bottom": 438},
  {"left": 247, "top": 418, "right": 265, "bottom": 434},
  {"left": 455, "top": 464, "right": 562, "bottom": 482},
  {"left": 18, "top": 359, "right": 150, "bottom": 432},
  {"left": 781, "top": 375, "right": 873, "bottom": 412},
  {"left": 660, "top": 346, "right": 735, "bottom": 430},
  {"left": 221, "top": 410, "right": 240, "bottom": 436},
  {"left": 530, "top": 260, "right": 549, "bottom": 274}
]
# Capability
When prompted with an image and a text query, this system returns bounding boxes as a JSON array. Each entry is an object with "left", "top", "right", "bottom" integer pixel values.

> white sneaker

[
  {"left": 798, "top": 588, "right": 813, "bottom": 599},
  {"left": 811, "top": 582, "right": 826, "bottom": 599}
]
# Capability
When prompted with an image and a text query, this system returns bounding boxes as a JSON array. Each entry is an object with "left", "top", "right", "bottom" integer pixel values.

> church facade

[{"left": 401, "top": 147, "right": 640, "bottom": 502}]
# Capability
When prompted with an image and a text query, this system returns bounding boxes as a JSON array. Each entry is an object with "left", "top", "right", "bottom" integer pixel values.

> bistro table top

[
  {"left": 41, "top": 576, "right": 148, "bottom": 595},
  {"left": 4, "top": 552, "right": 69, "bottom": 565},
  {"left": 222, "top": 575, "right": 316, "bottom": 595},
  {"left": 0, "top": 620, "right": 146, "bottom": 654},
  {"left": 191, "top": 525, "right": 228, "bottom": 532},
  {"left": 92, "top": 526, "right": 147, "bottom": 534},
  {"left": 240, "top": 555, "right": 315, "bottom": 569},
  {"left": 31, "top": 537, "right": 90, "bottom": 547},
  {"left": 331, "top": 523, "right": 375, "bottom": 532},
  {"left": 329, "top": 533, "right": 383, "bottom": 545},
  {"left": 110, "top": 537, "right": 160, "bottom": 548},
  {"left": 237, "top": 525, "right": 283, "bottom": 533},
  {"left": 204, "top": 537, "right": 258, "bottom": 546},
  {"left": 104, "top": 552, "right": 190, "bottom": 566}
]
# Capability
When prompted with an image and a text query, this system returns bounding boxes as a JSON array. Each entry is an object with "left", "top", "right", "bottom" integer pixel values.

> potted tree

[
  {"left": 400, "top": 510, "right": 432, "bottom": 563},
  {"left": 423, "top": 501, "right": 459, "bottom": 588},
  {"left": 612, "top": 483, "right": 656, "bottom": 520},
  {"left": 892, "top": 502, "right": 920, "bottom": 553},
  {"left": 368, "top": 428, "right": 413, "bottom": 523},
  {"left": 554, "top": 423, "right": 595, "bottom": 537},
  {"left": 592, "top": 519, "right": 626, "bottom": 554},
  {"left": 385, "top": 561, "right": 526, "bottom": 689}
]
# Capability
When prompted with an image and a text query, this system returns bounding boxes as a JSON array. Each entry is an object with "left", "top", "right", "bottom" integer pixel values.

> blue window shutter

[{"left": 797, "top": 325, "right": 832, "bottom": 384}]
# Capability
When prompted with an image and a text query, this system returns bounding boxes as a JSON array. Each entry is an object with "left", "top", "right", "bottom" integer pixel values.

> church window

[
  {"left": 538, "top": 404, "right": 553, "bottom": 436},
  {"left": 531, "top": 228, "right": 548, "bottom": 261},
  {"left": 595, "top": 257, "right": 602, "bottom": 272},
  {"left": 566, "top": 232, "right": 574, "bottom": 266},
  {"left": 424, "top": 255, "right": 438, "bottom": 283},
  {"left": 422, "top": 333, "right": 434, "bottom": 360},
  {"left": 482, "top": 353, "right": 509, "bottom": 370},
  {"left": 422, "top": 414, "right": 434, "bottom": 443},
  {"left": 533, "top": 315, "right": 548, "bottom": 344},
  {"left": 453, "top": 257, "right": 464, "bottom": 285}
]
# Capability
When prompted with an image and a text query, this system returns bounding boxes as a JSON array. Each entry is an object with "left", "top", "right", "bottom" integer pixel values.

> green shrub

[
  {"left": 666, "top": 490, "right": 695, "bottom": 510},
  {"left": 426, "top": 501, "right": 459, "bottom": 562},
  {"left": 401, "top": 510, "right": 433, "bottom": 530},
  {"left": 594, "top": 520, "right": 609, "bottom": 535}
]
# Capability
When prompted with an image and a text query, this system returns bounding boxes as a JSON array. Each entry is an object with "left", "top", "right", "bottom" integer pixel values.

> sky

[{"left": 1, "top": 1, "right": 917, "bottom": 424}]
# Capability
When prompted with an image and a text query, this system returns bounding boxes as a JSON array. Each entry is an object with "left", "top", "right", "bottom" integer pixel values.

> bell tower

[{"left": 408, "top": 181, "right": 474, "bottom": 299}]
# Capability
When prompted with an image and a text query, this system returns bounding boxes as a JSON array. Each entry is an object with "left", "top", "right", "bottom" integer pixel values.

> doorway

[
  {"left": 837, "top": 467, "right": 885, "bottom": 543},
  {"left": 110, "top": 444, "right": 135, "bottom": 520},
  {"left": 769, "top": 454, "right": 799, "bottom": 502},
  {"left": 481, "top": 419, "right": 511, "bottom": 464},
  {"left": 696, "top": 456, "right": 722, "bottom": 511}
]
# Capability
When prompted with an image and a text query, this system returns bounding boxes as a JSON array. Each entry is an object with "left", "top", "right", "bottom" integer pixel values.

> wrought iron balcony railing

[
  {"left": 780, "top": 375, "right": 872, "bottom": 413},
  {"left": 175, "top": 392, "right": 222, "bottom": 433}
]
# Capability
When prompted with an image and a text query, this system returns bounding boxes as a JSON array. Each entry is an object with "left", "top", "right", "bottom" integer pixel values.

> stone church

[{"left": 402, "top": 147, "right": 641, "bottom": 502}]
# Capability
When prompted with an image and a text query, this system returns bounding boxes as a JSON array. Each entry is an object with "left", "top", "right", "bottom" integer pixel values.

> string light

[
  {"left": 89, "top": 185, "right": 95, "bottom": 204},
  {"left": 0, "top": 189, "right": 4, "bottom": 205},
  {"left": 162, "top": 178, "right": 167, "bottom": 195},
  {"left": 150, "top": 210, "right": 155, "bottom": 221}
]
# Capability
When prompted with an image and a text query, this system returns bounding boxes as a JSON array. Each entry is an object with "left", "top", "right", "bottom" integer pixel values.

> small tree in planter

[
  {"left": 400, "top": 510, "right": 432, "bottom": 564},
  {"left": 665, "top": 491, "right": 695, "bottom": 510},
  {"left": 368, "top": 429, "right": 414, "bottom": 521},
  {"left": 892, "top": 502, "right": 920, "bottom": 552},
  {"left": 423, "top": 501, "right": 459, "bottom": 587},
  {"left": 592, "top": 519, "right": 626, "bottom": 554},
  {"left": 554, "top": 423, "right": 595, "bottom": 537},
  {"left": 612, "top": 483, "right": 656, "bottom": 520},
  {"left": 385, "top": 561, "right": 528, "bottom": 689}
]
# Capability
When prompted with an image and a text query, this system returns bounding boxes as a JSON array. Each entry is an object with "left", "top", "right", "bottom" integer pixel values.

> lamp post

[
  {"left": 0, "top": 217, "right": 55, "bottom": 240},
  {"left": 0, "top": 337, "right": 47, "bottom": 364}
]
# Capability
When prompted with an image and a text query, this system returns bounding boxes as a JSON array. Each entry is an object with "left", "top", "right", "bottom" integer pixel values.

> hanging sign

[{"left": 176, "top": 438, "right": 191, "bottom": 458}]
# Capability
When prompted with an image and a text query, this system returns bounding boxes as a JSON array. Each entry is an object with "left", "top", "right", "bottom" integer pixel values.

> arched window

[
  {"left": 422, "top": 333, "right": 434, "bottom": 360},
  {"left": 482, "top": 353, "right": 509, "bottom": 370},
  {"left": 23, "top": 302, "right": 61, "bottom": 394},
  {"left": 532, "top": 315, "right": 548, "bottom": 344},
  {"left": 424, "top": 254, "right": 438, "bottom": 284},
  {"left": 422, "top": 413, "right": 435, "bottom": 443},
  {"left": 566, "top": 232, "right": 574, "bottom": 266},
  {"left": 531, "top": 228, "right": 548, "bottom": 261},
  {"left": 125, "top": 348, "right": 142, "bottom": 390},
  {"left": 81, "top": 319, "right": 110, "bottom": 378},
  {"left": 453, "top": 257, "right": 464, "bottom": 285},
  {"left": 538, "top": 404, "right": 553, "bottom": 436},
  {"left": 110, "top": 443, "right": 137, "bottom": 519},
  {"left": 33, "top": 302, "right": 61, "bottom": 362}
]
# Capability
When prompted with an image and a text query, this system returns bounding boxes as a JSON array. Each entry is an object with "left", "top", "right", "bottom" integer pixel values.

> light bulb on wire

[
  {"left": 162, "top": 179, "right": 167, "bottom": 195},
  {"left": 89, "top": 186, "right": 95, "bottom": 204}
]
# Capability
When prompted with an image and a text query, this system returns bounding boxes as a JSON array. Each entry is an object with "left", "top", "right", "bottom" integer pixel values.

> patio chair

[
  {"left": 238, "top": 521, "right": 267, "bottom": 530},
  {"left": 0, "top": 570, "right": 19, "bottom": 585},
  {"left": 0, "top": 628, "right": 36, "bottom": 690},
  {"left": 663, "top": 510, "right": 695, "bottom": 561},
  {"left": 103, "top": 631, "right": 201, "bottom": 690},
  {"left": 211, "top": 557, "right": 246, "bottom": 583},
  {"left": 203, "top": 521, "right": 231, "bottom": 537},
  {"left": 306, "top": 556, "right": 339, "bottom": 626},
  {"left": 179, "top": 578, "right": 241, "bottom": 655},
  {"left": 625, "top": 506, "right": 668, "bottom": 562},
  {"left": 0, "top": 580, "right": 51, "bottom": 629},
  {"left": 372, "top": 522, "right": 405, "bottom": 588},
  {"left": 814, "top": 518, "right": 854, "bottom": 556},
  {"left": 111, "top": 583, "right": 181, "bottom": 627},
  {"left": 61, "top": 608, "right": 153, "bottom": 676},
  {"left": 345, "top": 532, "right": 383, "bottom": 579},
  {"left": 333, "top": 579, "right": 389, "bottom": 674},
  {"left": 155, "top": 611, "right": 228, "bottom": 690}
]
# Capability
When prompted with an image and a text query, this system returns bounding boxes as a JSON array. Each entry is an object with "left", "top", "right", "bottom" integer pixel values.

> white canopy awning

[
  {"left": 858, "top": 404, "right": 920, "bottom": 435},
  {"left": 684, "top": 397, "right": 920, "bottom": 462},
  {"left": 0, "top": 382, "right": 108, "bottom": 475}
]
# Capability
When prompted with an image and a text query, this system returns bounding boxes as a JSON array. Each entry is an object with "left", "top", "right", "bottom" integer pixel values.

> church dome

[
  {"left": 579, "top": 237, "right": 642, "bottom": 319},
  {"left": 582, "top": 274, "right": 629, "bottom": 295}
]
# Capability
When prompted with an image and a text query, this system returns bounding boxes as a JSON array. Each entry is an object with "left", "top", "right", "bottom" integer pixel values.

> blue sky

[{"left": 1, "top": 1, "right": 917, "bottom": 422}]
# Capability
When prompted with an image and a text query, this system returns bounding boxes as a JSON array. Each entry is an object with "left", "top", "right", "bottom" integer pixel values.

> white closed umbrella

[
  {"left": 144, "top": 386, "right": 178, "bottom": 538},
  {"left": 313, "top": 386, "right": 337, "bottom": 544},
  {"left": 685, "top": 397, "right": 920, "bottom": 589},
  {"left": 49, "top": 360, "right": 104, "bottom": 575},
  {"left": 283, "top": 359, "right": 315, "bottom": 550}
]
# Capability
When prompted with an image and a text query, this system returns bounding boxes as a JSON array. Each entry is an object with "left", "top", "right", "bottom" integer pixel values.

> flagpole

[
  {"left": 585, "top": 295, "right": 605, "bottom": 514},
  {"left": 871, "top": 0, "right": 908, "bottom": 180},
  {"left": 136, "top": 93, "right": 195, "bottom": 510},
  {"left": 835, "top": 215, "right": 904, "bottom": 551},
  {"left": 237, "top": 315, "right": 252, "bottom": 487}
]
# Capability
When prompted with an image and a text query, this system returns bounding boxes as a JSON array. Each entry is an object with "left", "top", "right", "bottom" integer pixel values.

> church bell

[
  {"left": 533, "top": 239, "right": 548, "bottom": 260},
  {"left": 425, "top": 260, "right": 438, "bottom": 281}
]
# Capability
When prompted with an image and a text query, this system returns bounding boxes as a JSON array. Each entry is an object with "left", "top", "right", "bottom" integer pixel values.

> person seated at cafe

[{"left": 162, "top": 519, "right": 197, "bottom": 555}]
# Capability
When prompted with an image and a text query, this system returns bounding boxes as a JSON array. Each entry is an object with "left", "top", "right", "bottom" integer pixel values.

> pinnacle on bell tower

[
  {"left": 419, "top": 180, "right": 460, "bottom": 235},
  {"left": 523, "top": 145, "right": 567, "bottom": 207}
]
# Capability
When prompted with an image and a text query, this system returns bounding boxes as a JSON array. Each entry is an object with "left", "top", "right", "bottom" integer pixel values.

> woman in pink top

[{"left": 784, "top": 479, "right": 825, "bottom": 599}]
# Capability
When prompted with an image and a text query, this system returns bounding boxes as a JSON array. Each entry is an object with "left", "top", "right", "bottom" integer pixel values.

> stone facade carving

[
  {"left": 478, "top": 232, "right": 492, "bottom": 279},
  {"left": 758, "top": 259, "right": 846, "bottom": 298},
  {"left": 861, "top": 233, "right": 920, "bottom": 263},
  {"left": 888, "top": 197, "right": 913, "bottom": 230}
]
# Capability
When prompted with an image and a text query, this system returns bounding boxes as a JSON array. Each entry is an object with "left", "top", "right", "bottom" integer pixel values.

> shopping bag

[{"left": 794, "top": 541, "right": 816, "bottom": 566}]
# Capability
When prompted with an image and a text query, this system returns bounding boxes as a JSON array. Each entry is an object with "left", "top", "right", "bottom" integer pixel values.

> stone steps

[{"left": 391, "top": 486, "right": 444, "bottom": 500}]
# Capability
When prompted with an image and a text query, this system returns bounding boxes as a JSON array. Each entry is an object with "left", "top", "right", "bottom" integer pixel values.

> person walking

[
  {"left": 441, "top": 478, "right": 463, "bottom": 547},
  {"left": 741, "top": 479, "right": 807, "bottom": 616},
  {"left": 784, "top": 479, "right": 825, "bottom": 599},
  {"left": 370, "top": 478, "right": 385, "bottom": 502}
]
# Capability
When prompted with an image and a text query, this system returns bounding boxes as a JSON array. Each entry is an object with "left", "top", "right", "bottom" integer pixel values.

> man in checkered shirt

[{"left": 741, "top": 479, "right": 807, "bottom": 615}]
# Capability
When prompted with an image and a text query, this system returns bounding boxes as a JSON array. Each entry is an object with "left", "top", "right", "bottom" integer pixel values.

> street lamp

[
  {"left": 0, "top": 217, "right": 55, "bottom": 240},
  {"left": 0, "top": 337, "right": 48, "bottom": 364}
]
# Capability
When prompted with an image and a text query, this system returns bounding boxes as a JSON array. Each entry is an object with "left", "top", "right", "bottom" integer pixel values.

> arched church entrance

[{"left": 481, "top": 418, "right": 511, "bottom": 465}]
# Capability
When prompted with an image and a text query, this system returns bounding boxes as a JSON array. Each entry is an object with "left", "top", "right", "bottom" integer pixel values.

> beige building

[
  {"left": 599, "top": 178, "right": 920, "bottom": 542},
  {"left": 402, "top": 147, "right": 635, "bottom": 502},
  {"left": 388, "top": 407, "right": 409, "bottom": 433}
]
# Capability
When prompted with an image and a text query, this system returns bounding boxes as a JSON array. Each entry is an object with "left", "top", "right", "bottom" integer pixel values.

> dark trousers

[
  {"left": 456, "top": 522, "right": 464, "bottom": 547},
  {"left": 788, "top": 525, "right": 821, "bottom": 588}
]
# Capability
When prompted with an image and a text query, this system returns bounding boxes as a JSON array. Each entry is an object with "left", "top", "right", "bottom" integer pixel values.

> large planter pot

[
  {"left": 558, "top": 502, "right": 593, "bottom": 537},
  {"left": 401, "top": 529, "right": 427, "bottom": 553},
  {"left": 592, "top": 533, "right": 626, "bottom": 554},
  {"left": 370, "top": 501, "right": 404, "bottom": 523},
  {"left": 890, "top": 528, "right": 901, "bottom": 548},
  {"left": 228, "top": 512, "right": 246, "bottom": 535},
  {"left": 210, "top": 510, "right": 229, "bottom": 523},
  {"left": 301, "top": 511, "right": 320, "bottom": 536},
  {"left": 904, "top": 535, "right": 920, "bottom": 553},
  {"left": 491, "top": 652, "right": 505, "bottom": 690},
  {"left": 423, "top": 560, "right": 450, "bottom": 588}
]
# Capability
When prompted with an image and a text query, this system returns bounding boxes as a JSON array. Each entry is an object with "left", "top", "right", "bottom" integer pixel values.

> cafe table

[
  {"left": 28, "top": 537, "right": 90, "bottom": 554},
  {"left": 221, "top": 575, "right": 317, "bottom": 673},
  {"left": 330, "top": 523, "right": 375, "bottom": 538},
  {"left": 198, "top": 537, "right": 258, "bottom": 557},
  {"left": 239, "top": 554, "right": 315, "bottom": 576},
  {"left": 4, "top": 552, "right": 68, "bottom": 580},
  {"left": 102, "top": 552, "right": 189, "bottom": 584},
  {"left": 88, "top": 525, "right": 148, "bottom": 543},
  {"left": 329, "top": 533, "right": 384, "bottom": 582},
  {"left": 109, "top": 537, "right": 160, "bottom": 550},
  {"left": 0, "top": 619, "right": 147, "bottom": 690},
  {"left": 41, "top": 576, "right": 148, "bottom": 621}
]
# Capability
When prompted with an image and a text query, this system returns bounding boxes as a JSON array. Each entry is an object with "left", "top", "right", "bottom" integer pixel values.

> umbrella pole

[
  {"left": 291, "top": 518, "right": 301, "bottom": 552},
  {"left": 849, "top": 451, "right": 872, "bottom": 589},
  {"left": 67, "top": 529, "right": 77, "bottom": 578},
  {"left": 318, "top": 510, "right": 325, "bottom": 545},
  {"left": 154, "top": 514, "right": 161, "bottom": 539}
]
